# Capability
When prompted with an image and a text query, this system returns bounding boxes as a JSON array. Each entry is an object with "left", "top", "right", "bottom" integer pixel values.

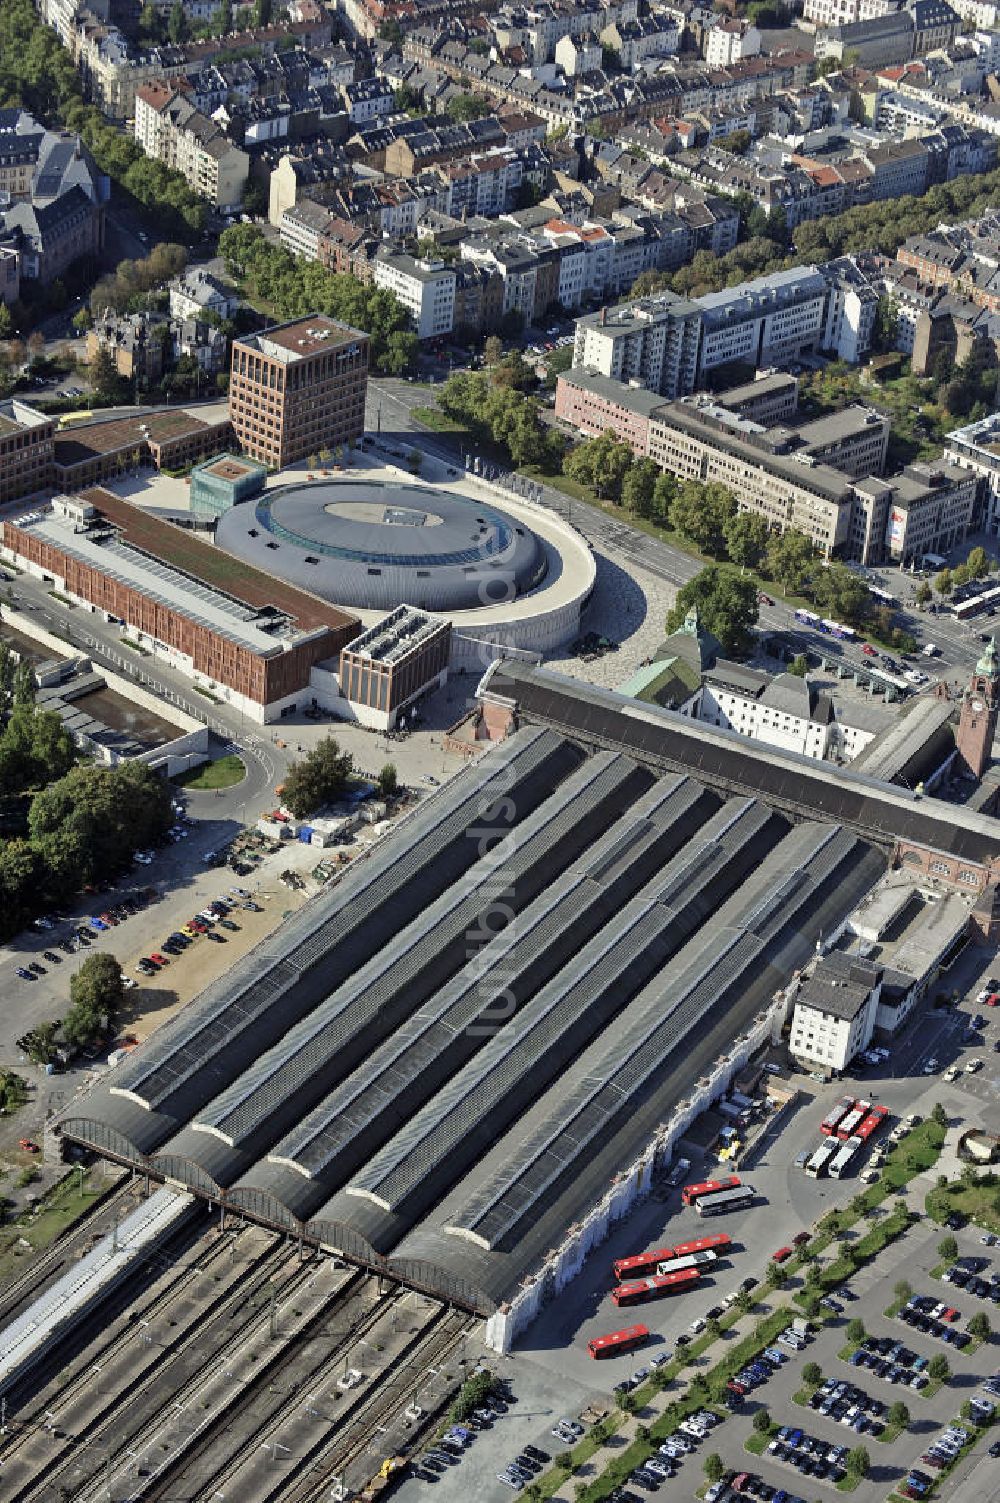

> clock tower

[{"left": 956, "top": 636, "right": 1000, "bottom": 780}]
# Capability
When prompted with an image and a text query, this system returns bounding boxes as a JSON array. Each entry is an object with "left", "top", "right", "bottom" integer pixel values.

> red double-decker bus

[
  {"left": 612, "top": 1266, "right": 701, "bottom": 1307},
  {"left": 680, "top": 1175, "right": 741, "bottom": 1209},
  {"left": 587, "top": 1324, "right": 650, "bottom": 1359}
]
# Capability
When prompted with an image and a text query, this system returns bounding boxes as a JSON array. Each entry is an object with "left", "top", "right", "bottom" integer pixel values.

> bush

[
  {"left": 938, "top": 1234, "right": 958, "bottom": 1262},
  {"left": 927, "top": 1353, "right": 951, "bottom": 1383},
  {"left": 449, "top": 1370, "right": 499, "bottom": 1422},
  {"left": 846, "top": 1318, "right": 866, "bottom": 1345},
  {"left": 969, "top": 1311, "right": 991, "bottom": 1341},
  {"left": 753, "top": 1408, "right": 772, "bottom": 1434},
  {"left": 802, "top": 1361, "right": 822, "bottom": 1387}
]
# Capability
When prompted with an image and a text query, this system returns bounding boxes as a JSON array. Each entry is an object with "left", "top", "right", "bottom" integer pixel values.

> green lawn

[{"left": 173, "top": 754, "right": 246, "bottom": 791}]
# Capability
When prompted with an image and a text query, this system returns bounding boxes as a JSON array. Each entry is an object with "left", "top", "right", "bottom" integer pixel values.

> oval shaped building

[{"left": 214, "top": 476, "right": 548, "bottom": 613}]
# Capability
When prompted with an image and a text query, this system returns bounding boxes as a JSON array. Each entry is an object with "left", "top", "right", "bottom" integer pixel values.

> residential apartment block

[
  {"left": 571, "top": 292, "right": 703, "bottom": 399},
  {"left": 945, "top": 413, "right": 1000, "bottom": 536},
  {"left": 373, "top": 251, "right": 456, "bottom": 340},
  {"left": 134, "top": 82, "right": 249, "bottom": 209},
  {"left": 229, "top": 315, "right": 369, "bottom": 470}
]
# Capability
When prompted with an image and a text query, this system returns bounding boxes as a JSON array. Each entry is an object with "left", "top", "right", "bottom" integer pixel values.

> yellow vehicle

[{"left": 57, "top": 409, "right": 95, "bottom": 429}]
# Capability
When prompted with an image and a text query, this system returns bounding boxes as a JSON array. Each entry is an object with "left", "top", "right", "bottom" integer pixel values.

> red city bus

[
  {"left": 587, "top": 1324, "right": 650, "bottom": 1359},
  {"left": 612, "top": 1267, "right": 701, "bottom": 1307},
  {"left": 820, "top": 1095, "right": 856, "bottom": 1137},
  {"left": 613, "top": 1232, "right": 731, "bottom": 1283},
  {"left": 855, "top": 1105, "right": 889, "bottom": 1144},
  {"left": 680, "top": 1175, "right": 741, "bottom": 1209},
  {"left": 612, "top": 1245, "right": 677, "bottom": 1282},
  {"left": 670, "top": 1233, "right": 732, "bottom": 1259}
]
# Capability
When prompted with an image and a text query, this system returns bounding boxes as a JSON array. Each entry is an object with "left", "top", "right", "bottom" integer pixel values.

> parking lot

[
  {"left": 388, "top": 933, "right": 1000, "bottom": 1503},
  {"left": 702, "top": 1213, "right": 997, "bottom": 1503}
]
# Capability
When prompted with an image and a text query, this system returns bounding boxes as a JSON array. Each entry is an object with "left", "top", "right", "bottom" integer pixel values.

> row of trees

[
  {"left": 438, "top": 369, "right": 566, "bottom": 471},
  {"left": 0, "top": 761, "right": 173, "bottom": 940},
  {"left": 627, "top": 160, "right": 1000, "bottom": 304},
  {"left": 561, "top": 429, "right": 924, "bottom": 652},
  {"left": 218, "top": 225, "right": 420, "bottom": 375},
  {"left": 0, "top": 0, "right": 207, "bottom": 239}
]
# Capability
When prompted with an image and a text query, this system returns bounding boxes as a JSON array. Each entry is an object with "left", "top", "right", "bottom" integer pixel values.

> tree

[
  {"left": 26, "top": 330, "right": 44, "bottom": 363},
  {"left": 280, "top": 737, "right": 352, "bottom": 819},
  {"left": 766, "top": 1262, "right": 788, "bottom": 1288},
  {"left": 703, "top": 1454, "right": 724, "bottom": 1484},
  {"left": 668, "top": 480, "right": 736, "bottom": 557},
  {"left": 846, "top": 1318, "right": 865, "bottom": 1346},
  {"left": 937, "top": 1234, "right": 958, "bottom": 1262},
  {"left": 788, "top": 654, "right": 808, "bottom": 677},
  {"left": 621, "top": 458, "right": 658, "bottom": 519},
  {"left": 563, "top": 432, "right": 632, "bottom": 501},
  {"left": 969, "top": 1310, "right": 992, "bottom": 1341},
  {"left": 89, "top": 344, "right": 121, "bottom": 404},
  {"left": 665, "top": 566, "right": 759, "bottom": 655},
  {"left": 887, "top": 1400, "right": 910, "bottom": 1431},
  {"left": 915, "top": 580, "right": 932, "bottom": 605},
  {"left": 961, "top": 1163, "right": 980, "bottom": 1190},
  {"left": 802, "top": 1361, "right": 822, "bottom": 1387},
  {"left": 812, "top": 560, "right": 870, "bottom": 625},
  {"left": 483, "top": 335, "right": 504, "bottom": 367},
  {"left": 217, "top": 0, "right": 232, "bottom": 30},
  {"left": 752, "top": 1407, "right": 772, "bottom": 1434},
  {"left": 0, "top": 303, "right": 11, "bottom": 339},
  {"left": 723, "top": 511, "right": 769, "bottom": 572},
  {"left": 447, "top": 92, "right": 491, "bottom": 123},
  {"left": 765, "top": 529, "right": 815, "bottom": 595},
  {"left": 931, "top": 1102, "right": 948, "bottom": 1128},
  {"left": 407, "top": 447, "right": 423, "bottom": 475},
  {"left": 13, "top": 658, "right": 35, "bottom": 708},
  {"left": 71, "top": 306, "right": 92, "bottom": 333},
  {"left": 927, "top": 1353, "right": 950, "bottom": 1383},
  {"left": 966, "top": 545, "right": 990, "bottom": 579},
  {"left": 167, "top": 0, "right": 187, "bottom": 41},
  {"left": 0, "top": 706, "right": 74, "bottom": 796},
  {"left": 846, "top": 1446, "right": 870, "bottom": 1479},
  {"left": 934, "top": 567, "right": 954, "bottom": 596},
  {"left": 377, "top": 763, "right": 397, "bottom": 797},
  {"left": 28, "top": 761, "right": 172, "bottom": 891},
  {"left": 63, "top": 952, "right": 125, "bottom": 1046}
]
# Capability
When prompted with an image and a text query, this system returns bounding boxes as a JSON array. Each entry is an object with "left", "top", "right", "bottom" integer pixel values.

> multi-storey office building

[{"left": 229, "top": 316, "right": 369, "bottom": 469}]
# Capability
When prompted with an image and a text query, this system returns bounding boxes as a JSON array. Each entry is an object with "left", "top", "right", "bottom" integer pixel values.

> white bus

[
  {"left": 804, "top": 1140, "right": 840, "bottom": 1179},
  {"left": 829, "top": 1137, "right": 862, "bottom": 1179}
]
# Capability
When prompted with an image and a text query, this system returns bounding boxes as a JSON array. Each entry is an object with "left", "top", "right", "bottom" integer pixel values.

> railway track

[
  {"left": 0, "top": 1226, "right": 330, "bottom": 1503},
  {"left": 137, "top": 1282, "right": 434, "bottom": 1503},
  {"left": 279, "top": 1306, "right": 475, "bottom": 1503},
  {"left": 10, "top": 1256, "right": 373, "bottom": 1503},
  {"left": 0, "top": 1175, "right": 139, "bottom": 1331}
]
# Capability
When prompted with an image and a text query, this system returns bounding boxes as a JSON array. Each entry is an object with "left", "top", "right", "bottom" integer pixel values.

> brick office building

[
  {"left": 1, "top": 489, "right": 359, "bottom": 722},
  {"left": 0, "top": 399, "right": 55, "bottom": 504},
  {"left": 229, "top": 315, "right": 369, "bottom": 470},
  {"left": 338, "top": 606, "right": 451, "bottom": 730}
]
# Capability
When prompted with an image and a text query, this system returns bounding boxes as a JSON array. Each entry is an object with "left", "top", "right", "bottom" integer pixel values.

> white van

[{"left": 922, "top": 643, "right": 939, "bottom": 656}]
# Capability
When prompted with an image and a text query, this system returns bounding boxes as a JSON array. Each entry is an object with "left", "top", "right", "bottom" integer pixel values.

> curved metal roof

[
  {"left": 58, "top": 708, "right": 897, "bottom": 1317},
  {"left": 214, "top": 477, "right": 547, "bottom": 611}
]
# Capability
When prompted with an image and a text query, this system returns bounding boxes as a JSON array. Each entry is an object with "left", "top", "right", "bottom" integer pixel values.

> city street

[{"left": 369, "top": 378, "right": 992, "bottom": 693}]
